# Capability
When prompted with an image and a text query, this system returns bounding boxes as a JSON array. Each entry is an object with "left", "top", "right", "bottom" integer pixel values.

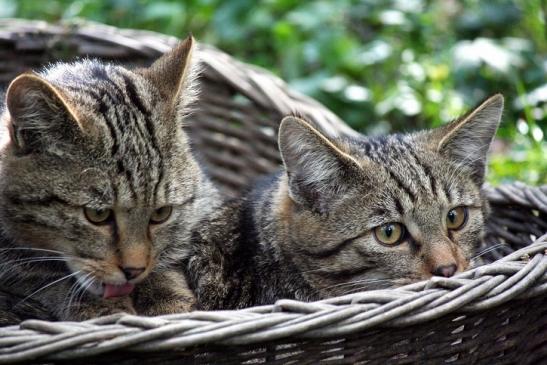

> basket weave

[{"left": 0, "top": 19, "right": 546, "bottom": 365}]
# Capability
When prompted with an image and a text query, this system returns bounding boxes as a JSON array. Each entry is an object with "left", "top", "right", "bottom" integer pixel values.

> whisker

[
  {"left": 0, "top": 256, "right": 67, "bottom": 267},
  {"left": 0, "top": 257, "right": 69, "bottom": 282},
  {"left": 16, "top": 271, "right": 81, "bottom": 306},
  {"left": 65, "top": 272, "right": 92, "bottom": 313},
  {"left": 81, "top": 277, "right": 96, "bottom": 302},
  {"left": 471, "top": 243, "right": 505, "bottom": 261},
  {"left": 341, "top": 280, "right": 395, "bottom": 295},
  {"left": 74, "top": 275, "right": 96, "bottom": 313},
  {"left": 0, "top": 247, "right": 66, "bottom": 255},
  {"left": 324, "top": 278, "right": 394, "bottom": 291}
]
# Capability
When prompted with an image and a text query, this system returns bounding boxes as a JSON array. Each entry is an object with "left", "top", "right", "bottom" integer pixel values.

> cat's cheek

[{"left": 452, "top": 220, "right": 483, "bottom": 259}]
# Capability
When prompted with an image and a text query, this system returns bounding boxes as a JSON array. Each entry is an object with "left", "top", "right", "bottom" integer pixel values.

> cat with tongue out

[{"left": 0, "top": 37, "right": 214, "bottom": 322}]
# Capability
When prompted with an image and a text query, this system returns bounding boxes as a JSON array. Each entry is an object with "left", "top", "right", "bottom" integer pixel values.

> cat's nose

[
  {"left": 121, "top": 267, "right": 145, "bottom": 280},
  {"left": 431, "top": 264, "right": 457, "bottom": 278}
]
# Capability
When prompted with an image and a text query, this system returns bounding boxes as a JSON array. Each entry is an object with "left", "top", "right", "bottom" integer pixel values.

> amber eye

[
  {"left": 374, "top": 223, "right": 405, "bottom": 245},
  {"left": 84, "top": 207, "right": 112, "bottom": 224},
  {"left": 446, "top": 207, "right": 468, "bottom": 230},
  {"left": 150, "top": 206, "right": 173, "bottom": 224}
]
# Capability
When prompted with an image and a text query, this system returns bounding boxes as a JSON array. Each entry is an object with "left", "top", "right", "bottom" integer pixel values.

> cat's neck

[
  {"left": 188, "top": 172, "right": 318, "bottom": 310},
  {"left": 249, "top": 174, "right": 320, "bottom": 303}
]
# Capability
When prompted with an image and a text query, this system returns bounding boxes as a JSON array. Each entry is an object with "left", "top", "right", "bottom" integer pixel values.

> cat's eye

[
  {"left": 150, "top": 206, "right": 173, "bottom": 224},
  {"left": 446, "top": 206, "right": 468, "bottom": 230},
  {"left": 84, "top": 207, "right": 112, "bottom": 224},
  {"left": 374, "top": 223, "right": 405, "bottom": 246}
]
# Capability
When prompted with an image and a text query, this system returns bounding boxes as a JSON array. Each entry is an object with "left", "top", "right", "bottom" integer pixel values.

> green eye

[
  {"left": 84, "top": 207, "right": 112, "bottom": 224},
  {"left": 374, "top": 223, "right": 405, "bottom": 245},
  {"left": 446, "top": 207, "right": 468, "bottom": 230},
  {"left": 150, "top": 206, "right": 172, "bottom": 224}
]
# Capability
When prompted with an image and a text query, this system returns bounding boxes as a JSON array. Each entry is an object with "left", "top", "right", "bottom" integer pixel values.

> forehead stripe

[
  {"left": 406, "top": 147, "right": 437, "bottom": 197},
  {"left": 383, "top": 165, "right": 417, "bottom": 202},
  {"left": 120, "top": 73, "right": 150, "bottom": 117}
]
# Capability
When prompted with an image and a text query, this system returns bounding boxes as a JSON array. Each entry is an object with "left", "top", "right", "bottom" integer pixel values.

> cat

[
  {"left": 185, "top": 94, "right": 504, "bottom": 309},
  {"left": 0, "top": 36, "right": 220, "bottom": 324}
]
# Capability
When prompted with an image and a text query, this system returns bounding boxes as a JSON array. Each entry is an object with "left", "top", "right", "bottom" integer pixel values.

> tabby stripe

[
  {"left": 442, "top": 181, "right": 452, "bottom": 202},
  {"left": 79, "top": 79, "right": 125, "bottom": 157},
  {"left": 11, "top": 216, "right": 60, "bottom": 229},
  {"left": 372, "top": 207, "right": 387, "bottom": 217},
  {"left": 118, "top": 77, "right": 159, "bottom": 201},
  {"left": 125, "top": 109, "right": 157, "bottom": 203},
  {"left": 154, "top": 166, "right": 166, "bottom": 203},
  {"left": 143, "top": 110, "right": 165, "bottom": 204},
  {"left": 64, "top": 83, "right": 120, "bottom": 156},
  {"left": 314, "top": 266, "right": 371, "bottom": 280},
  {"left": 121, "top": 161, "right": 138, "bottom": 201},
  {"left": 97, "top": 96, "right": 120, "bottom": 157},
  {"left": 5, "top": 194, "right": 70, "bottom": 206},
  {"left": 63, "top": 84, "right": 121, "bottom": 158},
  {"left": 384, "top": 166, "right": 416, "bottom": 202},
  {"left": 120, "top": 72, "right": 165, "bottom": 203},
  {"left": 300, "top": 235, "right": 361, "bottom": 259},
  {"left": 104, "top": 71, "right": 163, "bottom": 203},
  {"left": 406, "top": 147, "right": 437, "bottom": 196},
  {"left": 393, "top": 197, "right": 404, "bottom": 215},
  {"left": 121, "top": 74, "right": 149, "bottom": 117}
]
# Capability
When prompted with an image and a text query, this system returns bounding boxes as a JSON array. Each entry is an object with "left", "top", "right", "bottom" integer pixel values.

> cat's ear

[
  {"left": 142, "top": 35, "right": 198, "bottom": 112},
  {"left": 5, "top": 73, "right": 82, "bottom": 153},
  {"left": 279, "top": 116, "right": 362, "bottom": 213},
  {"left": 429, "top": 94, "right": 503, "bottom": 184}
]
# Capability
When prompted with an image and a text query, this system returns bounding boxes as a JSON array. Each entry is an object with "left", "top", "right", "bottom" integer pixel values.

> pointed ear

[
  {"left": 141, "top": 35, "right": 199, "bottom": 113},
  {"left": 278, "top": 116, "right": 362, "bottom": 213},
  {"left": 6, "top": 73, "right": 82, "bottom": 153},
  {"left": 428, "top": 94, "right": 503, "bottom": 184}
]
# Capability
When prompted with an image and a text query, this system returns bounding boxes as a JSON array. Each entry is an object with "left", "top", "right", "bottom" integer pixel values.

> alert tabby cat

[
  {"left": 0, "top": 37, "right": 217, "bottom": 324},
  {"left": 185, "top": 94, "right": 503, "bottom": 309},
  {"left": 0, "top": 35, "right": 503, "bottom": 320}
]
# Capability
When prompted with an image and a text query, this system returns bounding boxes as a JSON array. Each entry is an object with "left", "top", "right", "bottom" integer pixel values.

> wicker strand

[{"left": 0, "top": 234, "right": 544, "bottom": 363}]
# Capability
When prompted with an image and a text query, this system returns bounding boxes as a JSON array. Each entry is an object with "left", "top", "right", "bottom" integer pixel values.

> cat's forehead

[
  {"left": 38, "top": 61, "right": 193, "bottom": 205},
  {"left": 346, "top": 134, "right": 480, "bottom": 208}
]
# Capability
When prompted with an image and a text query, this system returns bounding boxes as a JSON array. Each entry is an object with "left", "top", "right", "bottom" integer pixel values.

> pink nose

[{"left": 431, "top": 264, "right": 457, "bottom": 277}]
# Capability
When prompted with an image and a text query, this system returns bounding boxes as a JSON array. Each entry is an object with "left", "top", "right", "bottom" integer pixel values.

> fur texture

[
  {"left": 0, "top": 37, "right": 220, "bottom": 323},
  {"left": 185, "top": 95, "right": 504, "bottom": 309}
]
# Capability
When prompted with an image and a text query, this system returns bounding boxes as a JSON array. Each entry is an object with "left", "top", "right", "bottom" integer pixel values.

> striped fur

[
  {"left": 185, "top": 95, "right": 504, "bottom": 308},
  {"left": 0, "top": 37, "right": 219, "bottom": 323}
]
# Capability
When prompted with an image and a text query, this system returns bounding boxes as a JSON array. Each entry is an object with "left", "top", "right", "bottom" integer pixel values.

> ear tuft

[
  {"left": 434, "top": 94, "right": 504, "bottom": 184},
  {"left": 278, "top": 116, "right": 362, "bottom": 213},
  {"left": 142, "top": 35, "right": 199, "bottom": 114}
]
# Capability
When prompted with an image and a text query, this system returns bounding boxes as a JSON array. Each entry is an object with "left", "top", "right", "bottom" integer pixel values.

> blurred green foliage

[{"left": 2, "top": 0, "right": 545, "bottom": 184}]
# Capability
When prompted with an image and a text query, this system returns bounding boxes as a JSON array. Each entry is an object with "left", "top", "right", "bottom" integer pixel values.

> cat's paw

[
  {"left": 140, "top": 295, "right": 195, "bottom": 316},
  {"left": 63, "top": 297, "right": 136, "bottom": 321},
  {"left": 133, "top": 270, "right": 195, "bottom": 316}
]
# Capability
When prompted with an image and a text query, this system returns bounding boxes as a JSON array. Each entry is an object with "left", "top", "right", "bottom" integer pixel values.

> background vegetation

[{"left": 1, "top": 0, "right": 545, "bottom": 184}]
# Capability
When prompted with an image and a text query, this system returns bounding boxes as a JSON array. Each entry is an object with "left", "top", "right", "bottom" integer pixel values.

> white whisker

[
  {"left": 16, "top": 271, "right": 81, "bottom": 306},
  {"left": 324, "top": 278, "right": 393, "bottom": 291},
  {"left": 471, "top": 243, "right": 505, "bottom": 261}
]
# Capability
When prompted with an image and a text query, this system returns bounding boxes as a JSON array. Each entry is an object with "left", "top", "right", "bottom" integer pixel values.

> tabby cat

[
  {"left": 185, "top": 94, "right": 504, "bottom": 309},
  {"left": 0, "top": 37, "right": 218, "bottom": 324}
]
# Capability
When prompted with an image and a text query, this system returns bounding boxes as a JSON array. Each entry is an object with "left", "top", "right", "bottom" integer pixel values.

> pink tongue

[{"left": 103, "top": 283, "right": 135, "bottom": 299}]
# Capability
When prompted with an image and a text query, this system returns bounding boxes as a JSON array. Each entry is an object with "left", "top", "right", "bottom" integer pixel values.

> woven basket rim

[{"left": 0, "top": 231, "right": 545, "bottom": 362}]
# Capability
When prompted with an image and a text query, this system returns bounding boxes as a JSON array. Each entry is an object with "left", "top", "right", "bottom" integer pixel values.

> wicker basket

[{"left": 0, "top": 19, "right": 546, "bottom": 365}]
